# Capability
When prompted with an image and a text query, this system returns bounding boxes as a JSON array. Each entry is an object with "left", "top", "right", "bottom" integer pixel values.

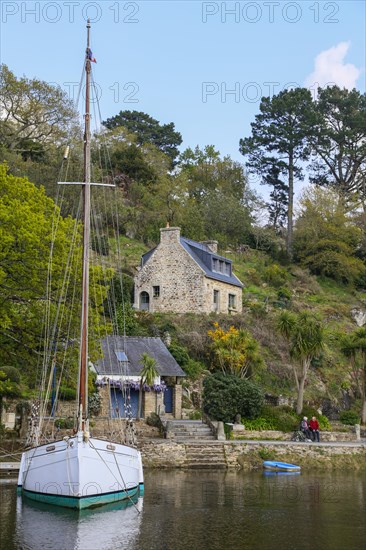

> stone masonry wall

[
  {"left": 134, "top": 227, "right": 242, "bottom": 314},
  {"left": 144, "top": 391, "right": 164, "bottom": 418},
  {"left": 134, "top": 228, "right": 206, "bottom": 313},
  {"left": 173, "top": 385, "right": 182, "bottom": 419},
  {"left": 140, "top": 441, "right": 366, "bottom": 470},
  {"left": 204, "top": 278, "right": 242, "bottom": 314}
]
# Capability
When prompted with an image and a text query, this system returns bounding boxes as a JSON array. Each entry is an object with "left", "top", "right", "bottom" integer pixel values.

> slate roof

[
  {"left": 95, "top": 336, "right": 186, "bottom": 377},
  {"left": 180, "top": 238, "right": 243, "bottom": 288},
  {"left": 141, "top": 237, "right": 243, "bottom": 288}
]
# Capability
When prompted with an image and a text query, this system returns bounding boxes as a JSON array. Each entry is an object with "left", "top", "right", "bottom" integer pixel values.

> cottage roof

[
  {"left": 180, "top": 238, "right": 243, "bottom": 288},
  {"left": 94, "top": 336, "right": 186, "bottom": 377},
  {"left": 141, "top": 236, "right": 243, "bottom": 288}
]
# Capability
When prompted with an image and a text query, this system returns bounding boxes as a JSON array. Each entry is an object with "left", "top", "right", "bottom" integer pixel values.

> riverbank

[{"left": 140, "top": 440, "right": 366, "bottom": 471}]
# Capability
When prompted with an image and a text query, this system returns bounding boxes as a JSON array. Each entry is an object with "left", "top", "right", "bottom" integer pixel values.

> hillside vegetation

[{"left": 1, "top": 65, "right": 366, "bottom": 423}]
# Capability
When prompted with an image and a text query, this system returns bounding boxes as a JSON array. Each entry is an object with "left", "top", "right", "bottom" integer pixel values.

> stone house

[
  {"left": 134, "top": 227, "right": 243, "bottom": 314},
  {"left": 94, "top": 336, "right": 186, "bottom": 419}
]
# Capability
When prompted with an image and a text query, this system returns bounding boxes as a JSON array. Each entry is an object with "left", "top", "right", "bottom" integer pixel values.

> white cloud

[{"left": 304, "top": 42, "right": 361, "bottom": 91}]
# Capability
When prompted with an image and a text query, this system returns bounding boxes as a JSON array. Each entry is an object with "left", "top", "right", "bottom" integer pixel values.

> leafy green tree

[
  {"left": 110, "top": 143, "right": 158, "bottom": 186},
  {"left": 0, "top": 64, "right": 78, "bottom": 154},
  {"left": 293, "top": 186, "right": 365, "bottom": 285},
  {"left": 340, "top": 328, "right": 366, "bottom": 423},
  {"left": 307, "top": 86, "right": 366, "bottom": 205},
  {"left": 178, "top": 145, "right": 254, "bottom": 246},
  {"left": 137, "top": 353, "right": 159, "bottom": 419},
  {"left": 0, "top": 369, "right": 21, "bottom": 414},
  {"left": 179, "top": 145, "right": 247, "bottom": 203},
  {"left": 277, "top": 311, "right": 325, "bottom": 414},
  {"left": 239, "top": 88, "right": 314, "bottom": 256},
  {"left": 203, "top": 371, "right": 264, "bottom": 422},
  {"left": 0, "top": 164, "right": 112, "bottom": 385},
  {"left": 102, "top": 110, "right": 182, "bottom": 165}
]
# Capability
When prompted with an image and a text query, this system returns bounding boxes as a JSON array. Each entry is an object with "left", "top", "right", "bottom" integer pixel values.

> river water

[{"left": 1, "top": 470, "right": 365, "bottom": 550}]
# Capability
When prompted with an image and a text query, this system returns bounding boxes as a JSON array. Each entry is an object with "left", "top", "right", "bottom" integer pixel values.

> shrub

[
  {"left": 189, "top": 410, "right": 202, "bottom": 420},
  {"left": 263, "top": 264, "right": 289, "bottom": 287},
  {"left": 203, "top": 372, "right": 264, "bottom": 423},
  {"left": 243, "top": 417, "right": 276, "bottom": 431},
  {"left": 88, "top": 392, "right": 101, "bottom": 416},
  {"left": 243, "top": 405, "right": 298, "bottom": 432},
  {"left": 146, "top": 412, "right": 161, "bottom": 427},
  {"left": 59, "top": 386, "right": 77, "bottom": 401},
  {"left": 168, "top": 343, "right": 190, "bottom": 366},
  {"left": 0, "top": 366, "right": 21, "bottom": 384},
  {"left": 183, "top": 359, "right": 206, "bottom": 380},
  {"left": 56, "top": 417, "right": 74, "bottom": 429},
  {"left": 339, "top": 410, "right": 360, "bottom": 426}
]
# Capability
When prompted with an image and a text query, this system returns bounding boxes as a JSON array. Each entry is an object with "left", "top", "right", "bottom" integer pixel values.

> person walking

[{"left": 309, "top": 416, "right": 320, "bottom": 442}]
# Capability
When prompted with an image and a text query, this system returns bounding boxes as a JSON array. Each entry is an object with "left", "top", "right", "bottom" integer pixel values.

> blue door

[
  {"left": 110, "top": 389, "right": 139, "bottom": 418},
  {"left": 164, "top": 386, "right": 173, "bottom": 414}
]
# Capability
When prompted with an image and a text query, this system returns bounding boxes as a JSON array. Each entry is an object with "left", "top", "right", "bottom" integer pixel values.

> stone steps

[
  {"left": 166, "top": 420, "right": 216, "bottom": 442},
  {"left": 184, "top": 444, "right": 227, "bottom": 469}
]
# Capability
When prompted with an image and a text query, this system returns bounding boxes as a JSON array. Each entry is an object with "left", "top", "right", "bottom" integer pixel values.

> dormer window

[{"left": 212, "top": 257, "right": 231, "bottom": 276}]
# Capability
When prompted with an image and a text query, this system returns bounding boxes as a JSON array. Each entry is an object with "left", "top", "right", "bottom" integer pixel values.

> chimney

[
  {"left": 160, "top": 226, "right": 181, "bottom": 244},
  {"left": 201, "top": 240, "right": 218, "bottom": 254}
]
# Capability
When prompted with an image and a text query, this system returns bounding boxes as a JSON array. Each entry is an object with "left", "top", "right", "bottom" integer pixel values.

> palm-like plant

[
  {"left": 137, "top": 353, "right": 159, "bottom": 420},
  {"left": 340, "top": 328, "right": 366, "bottom": 424},
  {"left": 277, "top": 311, "right": 325, "bottom": 414}
]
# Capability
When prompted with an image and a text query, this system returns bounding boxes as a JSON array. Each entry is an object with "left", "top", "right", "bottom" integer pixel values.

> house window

[
  {"left": 153, "top": 285, "right": 160, "bottom": 298},
  {"left": 213, "top": 289, "right": 220, "bottom": 310},
  {"left": 115, "top": 350, "right": 128, "bottom": 362},
  {"left": 212, "top": 258, "right": 231, "bottom": 276},
  {"left": 228, "top": 294, "right": 236, "bottom": 310}
]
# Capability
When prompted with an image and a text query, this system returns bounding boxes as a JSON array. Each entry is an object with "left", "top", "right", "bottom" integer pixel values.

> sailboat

[{"left": 17, "top": 21, "right": 144, "bottom": 510}]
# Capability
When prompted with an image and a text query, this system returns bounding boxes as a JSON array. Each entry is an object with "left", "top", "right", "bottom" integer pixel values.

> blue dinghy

[{"left": 263, "top": 461, "right": 301, "bottom": 472}]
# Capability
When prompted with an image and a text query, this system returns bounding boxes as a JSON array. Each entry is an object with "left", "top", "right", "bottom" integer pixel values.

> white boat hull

[{"left": 17, "top": 433, "right": 144, "bottom": 509}]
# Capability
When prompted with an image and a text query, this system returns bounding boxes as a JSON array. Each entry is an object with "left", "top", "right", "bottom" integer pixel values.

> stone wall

[
  {"left": 140, "top": 440, "right": 366, "bottom": 470},
  {"left": 230, "top": 430, "right": 359, "bottom": 442},
  {"left": 204, "top": 278, "right": 242, "bottom": 314},
  {"left": 173, "top": 385, "right": 182, "bottom": 419},
  {"left": 134, "top": 227, "right": 205, "bottom": 313},
  {"left": 134, "top": 226, "right": 242, "bottom": 314},
  {"left": 144, "top": 391, "right": 164, "bottom": 418},
  {"left": 141, "top": 441, "right": 187, "bottom": 468},
  {"left": 56, "top": 400, "right": 77, "bottom": 418}
]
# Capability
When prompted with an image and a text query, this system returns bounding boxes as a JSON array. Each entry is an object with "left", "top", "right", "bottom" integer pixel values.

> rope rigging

[{"left": 26, "top": 51, "right": 139, "bottom": 450}]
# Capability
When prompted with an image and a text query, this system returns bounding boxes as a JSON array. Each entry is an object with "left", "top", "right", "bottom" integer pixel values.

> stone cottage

[
  {"left": 94, "top": 336, "right": 186, "bottom": 419},
  {"left": 134, "top": 226, "right": 243, "bottom": 314}
]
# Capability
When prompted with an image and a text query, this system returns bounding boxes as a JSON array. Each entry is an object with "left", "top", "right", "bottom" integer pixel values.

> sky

[{"left": 1, "top": 0, "right": 365, "bottom": 195}]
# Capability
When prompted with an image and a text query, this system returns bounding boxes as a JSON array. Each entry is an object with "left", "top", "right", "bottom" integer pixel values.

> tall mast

[{"left": 79, "top": 19, "right": 92, "bottom": 428}]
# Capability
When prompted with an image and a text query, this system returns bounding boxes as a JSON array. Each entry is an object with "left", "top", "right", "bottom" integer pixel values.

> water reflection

[
  {"left": 15, "top": 492, "right": 143, "bottom": 550},
  {"left": 2, "top": 470, "right": 366, "bottom": 550}
]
